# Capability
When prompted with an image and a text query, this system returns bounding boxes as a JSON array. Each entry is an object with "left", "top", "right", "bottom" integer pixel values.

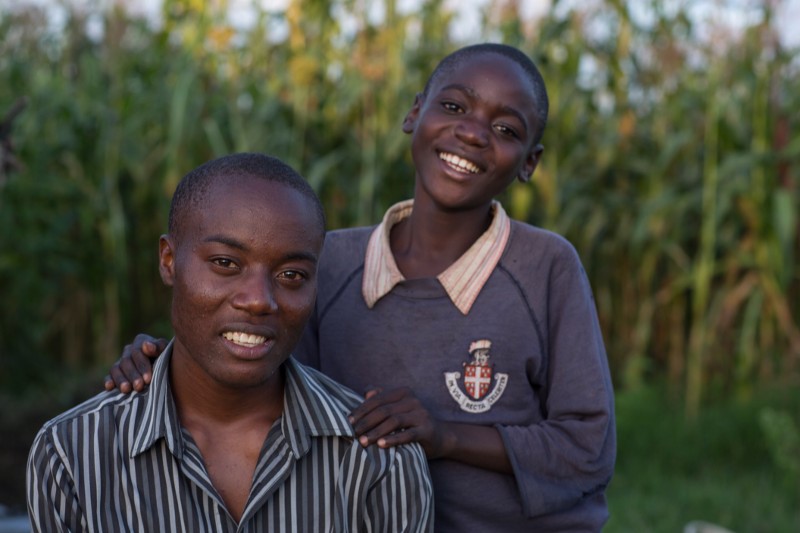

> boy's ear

[
  {"left": 159, "top": 235, "right": 176, "bottom": 287},
  {"left": 402, "top": 93, "right": 424, "bottom": 134},
  {"left": 518, "top": 143, "right": 544, "bottom": 183}
]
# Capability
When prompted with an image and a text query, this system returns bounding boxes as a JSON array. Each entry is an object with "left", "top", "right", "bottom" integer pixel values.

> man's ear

[
  {"left": 159, "top": 235, "right": 176, "bottom": 287},
  {"left": 518, "top": 144, "right": 544, "bottom": 183},
  {"left": 402, "top": 93, "right": 424, "bottom": 134}
]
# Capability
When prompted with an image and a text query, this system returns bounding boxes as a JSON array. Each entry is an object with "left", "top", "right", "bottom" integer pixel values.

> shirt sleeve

[
  {"left": 497, "top": 253, "right": 616, "bottom": 518},
  {"left": 364, "top": 444, "right": 434, "bottom": 532},
  {"left": 26, "top": 427, "right": 86, "bottom": 533}
]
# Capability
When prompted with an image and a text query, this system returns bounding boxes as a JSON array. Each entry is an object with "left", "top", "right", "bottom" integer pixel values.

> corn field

[{"left": 1, "top": 0, "right": 798, "bottom": 417}]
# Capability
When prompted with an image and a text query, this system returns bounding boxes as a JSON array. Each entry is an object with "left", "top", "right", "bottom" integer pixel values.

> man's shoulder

[
  {"left": 291, "top": 360, "right": 429, "bottom": 459},
  {"left": 34, "top": 389, "right": 144, "bottom": 444},
  {"left": 289, "top": 358, "right": 364, "bottom": 412}
]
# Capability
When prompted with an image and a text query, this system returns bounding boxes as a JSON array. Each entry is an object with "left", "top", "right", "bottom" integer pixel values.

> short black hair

[
  {"left": 168, "top": 152, "right": 325, "bottom": 239},
  {"left": 423, "top": 43, "right": 549, "bottom": 144}
]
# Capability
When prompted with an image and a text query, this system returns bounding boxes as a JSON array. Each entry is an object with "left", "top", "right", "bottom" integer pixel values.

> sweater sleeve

[
  {"left": 26, "top": 427, "right": 85, "bottom": 533},
  {"left": 496, "top": 253, "right": 616, "bottom": 518}
]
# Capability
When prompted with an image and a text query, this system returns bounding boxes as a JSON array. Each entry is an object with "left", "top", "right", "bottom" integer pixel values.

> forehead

[
  {"left": 180, "top": 175, "right": 322, "bottom": 245},
  {"left": 430, "top": 53, "right": 538, "bottom": 114}
]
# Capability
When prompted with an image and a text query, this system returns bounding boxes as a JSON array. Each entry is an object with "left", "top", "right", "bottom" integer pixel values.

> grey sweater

[{"left": 296, "top": 220, "right": 616, "bottom": 532}]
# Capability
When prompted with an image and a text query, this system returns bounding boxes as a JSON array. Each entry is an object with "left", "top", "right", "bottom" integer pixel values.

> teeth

[
  {"left": 222, "top": 331, "right": 267, "bottom": 347},
  {"left": 439, "top": 152, "right": 480, "bottom": 174}
]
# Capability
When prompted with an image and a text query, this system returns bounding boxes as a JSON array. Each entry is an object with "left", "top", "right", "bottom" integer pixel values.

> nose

[
  {"left": 231, "top": 270, "right": 278, "bottom": 315},
  {"left": 454, "top": 116, "right": 490, "bottom": 147}
]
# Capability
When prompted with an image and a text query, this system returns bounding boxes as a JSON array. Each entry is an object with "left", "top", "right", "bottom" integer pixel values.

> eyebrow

[
  {"left": 439, "top": 83, "right": 531, "bottom": 133},
  {"left": 204, "top": 234, "right": 247, "bottom": 250},
  {"left": 203, "top": 234, "right": 319, "bottom": 264}
]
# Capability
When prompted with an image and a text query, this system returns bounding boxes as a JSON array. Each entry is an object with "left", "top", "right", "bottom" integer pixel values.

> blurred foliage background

[{"left": 1, "top": 0, "right": 798, "bottom": 530}]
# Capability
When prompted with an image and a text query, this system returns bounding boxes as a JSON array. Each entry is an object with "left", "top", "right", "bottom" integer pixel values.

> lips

[{"left": 438, "top": 151, "right": 482, "bottom": 174}]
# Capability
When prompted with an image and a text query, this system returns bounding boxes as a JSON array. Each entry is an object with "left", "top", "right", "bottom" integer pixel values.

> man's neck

[
  {"left": 168, "top": 349, "right": 285, "bottom": 425},
  {"left": 167, "top": 347, "right": 285, "bottom": 524}
]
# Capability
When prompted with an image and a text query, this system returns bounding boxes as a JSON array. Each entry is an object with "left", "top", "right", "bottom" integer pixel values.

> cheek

[
  {"left": 277, "top": 288, "right": 316, "bottom": 329},
  {"left": 171, "top": 270, "right": 227, "bottom": 324}
]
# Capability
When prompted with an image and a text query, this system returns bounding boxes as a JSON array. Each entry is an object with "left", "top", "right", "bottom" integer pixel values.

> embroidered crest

[{"left": 444, "top": 339, "right": 508, "bottom": 413}]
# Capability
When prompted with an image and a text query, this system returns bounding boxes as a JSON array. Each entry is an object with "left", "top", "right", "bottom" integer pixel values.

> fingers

[
  {"left": 137, "top": 335, "right": 168, "bottom": 358},
  {"left": 349, "top": 387, "right": 426, "bottom": 447},
  {"left": 363, "top": 386, "right": 383, "bottom": 400},
  {"left": 350, "top": 387, "right": 411, "bottom": 421},
  {"left": 376, "top": 428, "right": 419, "bottom": 449},
  {"left": 131, "top": 351, "right": 153, "bottom": 386},
  {"left": 359, "top": 415, "right": 421, "bottom": 449},
  {"left": 104, "top": 333, "right": 167, "bottom": 393},
  {"left": 117, "top": 334, "right": 166, "bottom": 391},
  {"left": 134, "top": 337, "right": 168, "bottom": 386},
  {"left": 119, "top": 349, "right": 149, "bottom": 391},
  {"left": 105, "top": 362, "right": 133, "bottom": 393}
]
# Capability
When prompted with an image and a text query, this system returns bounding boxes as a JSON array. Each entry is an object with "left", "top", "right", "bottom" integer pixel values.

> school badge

[{"left": 444, "top": 340, "right": 508, "bottom": 413}]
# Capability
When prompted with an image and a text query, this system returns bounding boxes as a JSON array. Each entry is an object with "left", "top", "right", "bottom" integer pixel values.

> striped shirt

[
  {"left": 26, "top": 346, "right": 434, "bottom": 532},
  {"left": 362, "top": 199, "right": 510, "bottom": 315}
]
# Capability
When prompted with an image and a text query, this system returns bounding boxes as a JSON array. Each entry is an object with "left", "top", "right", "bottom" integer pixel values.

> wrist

[{"left": 434, "top": 421, "right": 459, "bottom": 460}]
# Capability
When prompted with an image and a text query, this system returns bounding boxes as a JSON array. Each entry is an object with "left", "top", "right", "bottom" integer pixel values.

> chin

[{"left": 210, "top": 361, "right": 280, "bottom": 389}]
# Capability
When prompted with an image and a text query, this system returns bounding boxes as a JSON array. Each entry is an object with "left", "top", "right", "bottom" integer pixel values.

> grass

[{"left": 607, "top": 385, "right": 800, "bottom": 532}]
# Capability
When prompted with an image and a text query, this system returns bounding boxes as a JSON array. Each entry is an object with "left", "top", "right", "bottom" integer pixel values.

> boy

[
  {"left": 107, "top": 44, "right": 616, "bottom": 531},
  {"left": 27, "top": 153, "right": 433, "bottom": 532}
]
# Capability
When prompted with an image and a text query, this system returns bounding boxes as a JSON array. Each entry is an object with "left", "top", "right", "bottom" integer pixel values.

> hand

[
  {"left": 348, "top": 387, "right": 451, "bottom": 459},
  {"left": 103, "top": 334, "right": 168, "bottom": 393}
]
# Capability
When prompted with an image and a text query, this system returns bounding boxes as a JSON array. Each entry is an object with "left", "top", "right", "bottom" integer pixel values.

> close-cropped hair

[
  {"left": 168, "top": 152, "right": 326, "bottom": 239},
  {"left": 423, "top": 43, "right": 549, "bottom": 144}
]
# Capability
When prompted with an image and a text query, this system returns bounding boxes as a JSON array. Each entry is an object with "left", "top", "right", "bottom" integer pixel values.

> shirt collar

[
  {"left": 279, "top": 358, "right": 356, "bottom": 458},
  {"left": 362, "top": 199, "right": 510, "bottom": 315},
  {"left": 130, "top": 340, "right": 184, "bottom": 458},
  {"left": 130, "top": 345, "right": 355, "bottom": 459}
]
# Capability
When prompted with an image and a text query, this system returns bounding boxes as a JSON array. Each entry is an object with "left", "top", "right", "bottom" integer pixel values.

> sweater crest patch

[{"left": 444, "top": 339, "right": 508, "bottom": 413}]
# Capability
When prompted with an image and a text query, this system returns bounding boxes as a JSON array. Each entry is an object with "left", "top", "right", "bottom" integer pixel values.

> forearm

[{"left": 436, "top": 421, "right": 512, "bottom": 474}]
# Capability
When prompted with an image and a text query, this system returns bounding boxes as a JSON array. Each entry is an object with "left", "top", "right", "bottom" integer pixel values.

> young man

[
  {"left": 27, "top": 153, "right": 433, "bottom": 532},
  {"left": 107, "top": 44, "right": 616, "bottom": 531}
]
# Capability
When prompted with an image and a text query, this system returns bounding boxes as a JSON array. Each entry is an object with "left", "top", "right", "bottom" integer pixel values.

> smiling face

[
  {"left": 159, "top": 174, "right": 323, "bottom": 391},
  {"left": 402, "top": 52, "right": 544, "bottom": 212}
]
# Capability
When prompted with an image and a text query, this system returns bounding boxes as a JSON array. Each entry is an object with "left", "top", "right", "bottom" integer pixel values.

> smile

[
  {"left": 439, "top": 152, "right": 481, "bottom": 174},
  {"left": 222, "top": 331, "right": 268, "bottom": 347}
]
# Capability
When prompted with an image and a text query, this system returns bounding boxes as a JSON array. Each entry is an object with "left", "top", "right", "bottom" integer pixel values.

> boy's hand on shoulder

[
  {"left": 103, "top": 334, "right": 168, "bottom": 393},
  {"left": 348, "top": 387, "right": 453, "bottom": 459}
]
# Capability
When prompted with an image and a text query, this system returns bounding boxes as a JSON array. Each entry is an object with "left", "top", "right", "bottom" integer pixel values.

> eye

[
  {"left": 441, "top": 101, "right": 463, "bottom": 113},
  {"left": 277, "top": 269, "right": 309, "bottom": 284},
  {"left": 494, "top": 123, "right": 520, "bottom": 139},
  {"left": 210, "top": 257, "right": 240, "bottom": 272}
]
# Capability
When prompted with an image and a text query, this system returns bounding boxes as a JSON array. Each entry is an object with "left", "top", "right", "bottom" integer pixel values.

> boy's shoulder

[
  {"left": 322, "top": 226, "right": 374, "bottom": 254},
  {"left": 317, "top": 225, "right": 375, "bottom": 284},
  {"left": 503, "top": 219, "right": 588, "bottom": 281},
  {"left": 507, "top": 219, "right": 580, "bottom": 256}
]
